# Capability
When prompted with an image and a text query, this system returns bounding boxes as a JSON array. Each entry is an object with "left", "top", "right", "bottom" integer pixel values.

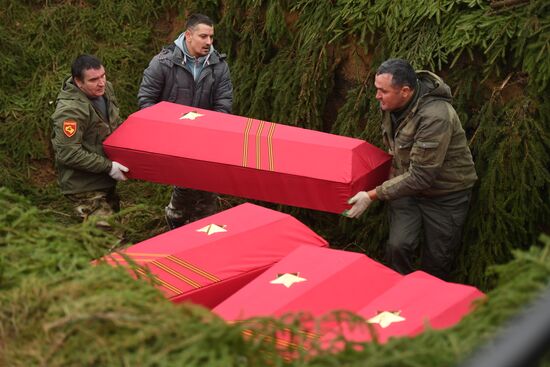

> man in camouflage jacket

[
  {"left": 137, "top": 13, "right": 233, "bottom": 230},
  {"left": 347, "top": 58, "right": 477, "bottom": 280},
  {"left": 51, "top": 54, "right": 129, "bottom": 228}
]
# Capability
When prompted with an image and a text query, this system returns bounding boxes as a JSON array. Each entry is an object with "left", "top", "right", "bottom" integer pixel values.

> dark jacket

[
  {"left": 376, "top": 71, "right": 477, "bottom": 200},
  {"left": 51, "top": 77, "right": 121, "bottom": 194},
  {"left": 137, "top": 44, "right": 232, "bottom": 112}
]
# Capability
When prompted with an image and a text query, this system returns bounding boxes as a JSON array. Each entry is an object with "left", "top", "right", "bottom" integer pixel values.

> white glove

[
  {"left": 346, "top": 191, "right": 372, "bottom": 218},
  {"left": 109, "top": 161, "right": 129, "bottom": 181}
]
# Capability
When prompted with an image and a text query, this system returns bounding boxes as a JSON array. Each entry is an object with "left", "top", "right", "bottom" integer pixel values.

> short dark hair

[
  {"left": 71, "top": 54, "right": 103, "bottom": 81},
  {"left": 376, "top": 58, "right": 417, "bottom": 89},
  {"left": 186, "top": 13, "right": 214, "bottom": 30}
]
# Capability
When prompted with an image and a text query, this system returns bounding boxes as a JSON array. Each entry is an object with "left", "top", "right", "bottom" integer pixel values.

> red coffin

[
  {"left": 98, "top": 203, "right": 328, "bottom": 308},
  {"left": 103, "top": 102, "right": 391, "bottom": 213},
  {"left": 213, "top": 245, "right": 484, "bottom": 346},
  {"left": 337, "top": 271, "right": 485, "bottom": 344},
  {"left": 213, "top": 245, "right": 401, "bottom": 319}
]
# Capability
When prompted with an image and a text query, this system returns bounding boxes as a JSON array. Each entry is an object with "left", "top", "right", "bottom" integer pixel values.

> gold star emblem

[
  {"left": 269, "top": 272, "right": 307, "bottom": 288},
  {"left": 367, "top": 311, "right": 405, "bottom": 328},
  {"left": 180, "top": 111, "right": 204, "bottom": 120},
  {"left": 196, "top": 224, "right": 227, "bottom": 235}
]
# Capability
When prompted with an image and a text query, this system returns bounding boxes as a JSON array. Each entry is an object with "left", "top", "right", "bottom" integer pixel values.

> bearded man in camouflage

[
  {"left": 347, "top": 58, "right": 477, "bottom": 280},
  {"left": 51, "top": 54, "right": 129, "bottom": 228}
]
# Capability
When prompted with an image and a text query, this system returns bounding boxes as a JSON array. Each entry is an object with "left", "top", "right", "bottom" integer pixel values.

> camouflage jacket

[
  {"left": 375, "top": 71, "right": 477, "bottom": 201},
  {"left": 51, "top": 77, "right": 121, "bottom": 194}
]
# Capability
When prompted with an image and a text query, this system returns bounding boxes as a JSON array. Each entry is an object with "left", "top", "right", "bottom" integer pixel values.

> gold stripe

[
  {"left": 242, "top": 328, "right": 317, "bottom": 340},
  {"left": 241, "top": 329, "right": 312, "bottom": 349},
  {"left": 242, "top": 330, "right": 297, "bottom": 347},
  {"left": 283, "top": 327, "right": 319, "bottom": 340},
  {"left": 166, "top": 255, "right": 220, "bottom": 282},
  {"left": 256, "top": 120, "right": 265, "bottom": 169},
  {"left": 275, "top": 338, "right": 296, "bottom": 348},
  {"left": 103, "top": 255, "right": 123, "bottom": 265},
  {"left": 136, "top": 268, "right": 182, "bottom": 295},
  {"left": 156, "top": 278, "right": 183, "bottom": 294},
  {"left": 108, "top": 252, "right": 167, "bottom": 265},
  {"left": 151, "top": 260, "right": 201, "bottom": 288},
  {"left": 242, "top": 118, "right": 253, "bottom": 167},
  {"left": 124, "top": 252, "right": 169, "bottom": 257},
  {"left": 267, "top": 122, "right": 276, "bottom": 171}
]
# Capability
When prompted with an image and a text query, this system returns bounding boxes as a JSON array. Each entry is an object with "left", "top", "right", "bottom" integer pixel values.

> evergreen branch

[{"left": 490, "top": 0, "right": 531, "bottom": 11}]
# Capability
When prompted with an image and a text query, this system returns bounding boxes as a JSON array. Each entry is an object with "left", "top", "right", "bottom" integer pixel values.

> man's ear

[
  {"left": 74, "top": 77, "right": 82, "bottom": 89},
  {"left": 401, "top": 85, "right": 413, "bottom": 99}
]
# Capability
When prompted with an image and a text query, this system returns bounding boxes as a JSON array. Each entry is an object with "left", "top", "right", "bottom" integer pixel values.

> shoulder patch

[{"left": 63, "top": 119, "right": 77, "bottom": 137}]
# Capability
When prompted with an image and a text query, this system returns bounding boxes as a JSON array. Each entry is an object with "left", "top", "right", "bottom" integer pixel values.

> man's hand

[
  {"left": 109, "top": 161, "right": 129, "bottom": 181},
  {"left": 346, "top": 191, "right": 373, "bottom": 218}
]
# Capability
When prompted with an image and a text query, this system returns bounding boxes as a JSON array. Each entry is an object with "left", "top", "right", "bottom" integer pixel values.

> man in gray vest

[
  {"left": 138, "top": 13, "right": 233, "bottom": 230},
  {"left": 51, "top": 54, "right": 129, "bottom": 228},
  {"left": 347, "top": 58, "right": 477, "bottom": 280}
]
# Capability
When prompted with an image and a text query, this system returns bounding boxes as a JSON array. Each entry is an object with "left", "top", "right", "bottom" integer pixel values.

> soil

[{"left": 29, "top": 158, "right": 57, "bottom": 187}]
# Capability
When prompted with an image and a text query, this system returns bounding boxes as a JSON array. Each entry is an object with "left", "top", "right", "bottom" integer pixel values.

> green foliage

[
  {"left": 458, "top": 92, "right": 550, "bottom": 287},
  {"left": 0, "top": 267, "right": 282, "bottom": 366},
  {"left": 0, "top": 0, "right": 548, "bottom": 285},
  {"left": 1, "top": 188, "right": 549, "bottom": 366},
  {"left": 213, "top": 0, "right": 549, "bottom": 289},
  {"left": 0, "top": 187, "right": 116, "bottom": 290},
  {"left": 0, "top": 0, "right": 180, "bottom": 174},
  {"left": 0, "top": 0, "right": 549, "bottom": 363},
  {"left": 0, "top": 187, "right": 297, "bottom": 366},
  {"left": 312, "top": 236, "right": 550, "bottom": 367}
]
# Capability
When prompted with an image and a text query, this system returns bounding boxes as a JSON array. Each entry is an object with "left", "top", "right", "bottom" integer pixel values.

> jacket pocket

[{"left": 411, "top": 140, "right": 440, "bottom": 165}]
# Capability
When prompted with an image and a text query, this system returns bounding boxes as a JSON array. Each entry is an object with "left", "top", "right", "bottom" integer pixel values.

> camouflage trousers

[
  {"left": 165, "top": 186, "right": 218, "bottom": 230},
  {"left": 65, "top": 187, "right": 120, "bottom": 229}
]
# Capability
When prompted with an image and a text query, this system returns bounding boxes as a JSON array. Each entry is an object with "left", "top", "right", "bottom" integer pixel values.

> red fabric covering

[
  {"left": 337, "top": 271, "right": 485, "bottom": 344},
  {"left": 213, "top": 245, "right": 401, "bottom": 319},
  {"left": 213, "top": 246, "right": 484, "bottom": 347},
  {"left": 98, "top": 203, "right": 327, "bottom": 308},
  {"left": 103, "top": 102, "right": 391, "bottom": 213}
]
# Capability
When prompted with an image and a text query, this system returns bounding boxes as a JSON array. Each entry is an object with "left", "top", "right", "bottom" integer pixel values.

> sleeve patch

[{"left": 63, "top": 119, "right": 77, "bottom": 137}]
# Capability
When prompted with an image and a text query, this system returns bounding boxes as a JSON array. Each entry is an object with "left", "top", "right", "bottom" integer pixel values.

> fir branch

[{"left": 490, "top": 0, "right": 531, "bottom": 11}]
